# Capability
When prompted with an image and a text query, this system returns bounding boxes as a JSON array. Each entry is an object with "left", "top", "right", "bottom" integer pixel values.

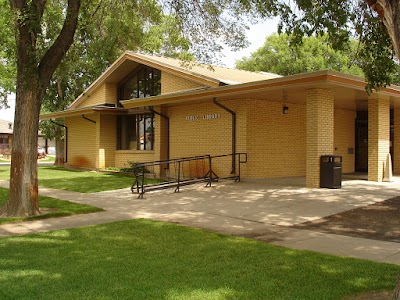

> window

[
  {"left": 117, "top": 114, "right": 155, "bottom": 150},
  {"left": 120, "top": 67, "right": 161, "bottom": 100},
  {"left": 0, "top": 134, "right": 8, "bottom": 145}
]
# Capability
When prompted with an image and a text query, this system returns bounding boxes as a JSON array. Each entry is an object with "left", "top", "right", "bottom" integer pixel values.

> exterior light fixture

[{"left": 283, "top": 105, "right": 289, "bottom": 114}]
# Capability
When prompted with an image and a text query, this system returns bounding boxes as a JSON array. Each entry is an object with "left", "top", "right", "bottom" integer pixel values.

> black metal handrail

[{"left": 131, "top": 153, "right": 247, "bottom": 198}]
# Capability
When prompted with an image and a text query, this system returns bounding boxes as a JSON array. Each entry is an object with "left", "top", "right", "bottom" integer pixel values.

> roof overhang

[
  {"left": 121, "top": 70, "right": 400, "bottom": 111},
  {"left": 39, "top": 106, "right": 150, "bottom": 120}
]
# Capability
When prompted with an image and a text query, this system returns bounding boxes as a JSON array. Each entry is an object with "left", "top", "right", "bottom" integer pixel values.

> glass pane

[
  {"left": 118, "top": 115, "right": 137, "bottom": 150},
  {"left": 120, "top": 67, "right": 162, "bottom": 100},
  {"left": 123, "top": 75, "right": 138, "bottom": 100},
  {"left": 144, "top": 115, "right": 154, "bottom": 150},
  {"left": 153, "top": 69, "right": 161, "bottom": 96},
  {"left": 138, "top": 115, "right": 145, "bottom": 150}
]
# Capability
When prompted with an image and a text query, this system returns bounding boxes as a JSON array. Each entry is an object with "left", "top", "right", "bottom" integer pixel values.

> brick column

[
  {"left": 153, "top": 106, "right": 168, "bottom": 177},
  {"left": 368, "top": 97, "right": 390, "bottom": 181},
  {"left": 96, "top": 115, "right": 117, "bottom": 169},
  {"left": 306, "top": 89, "right": 334, "bottom": 188},
  {"left": 394, "top": 108, "right": 400, "bottom": 175}
]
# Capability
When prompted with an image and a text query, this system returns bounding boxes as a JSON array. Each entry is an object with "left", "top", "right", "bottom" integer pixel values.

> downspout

[
  {"left": 150, "top": 107, "right": 170, "bottom": 161},
  {"left": 213, "top": 98, "right": 236, "bottom": 173},
  {"left": 82, "top": 114, "right": 96, "bottom": 124},
  {"left": 50, "top": 120, "right": 68, "bottom": 163}
]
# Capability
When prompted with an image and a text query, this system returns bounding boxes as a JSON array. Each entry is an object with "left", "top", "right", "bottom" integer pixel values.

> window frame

[
  {"left": 117, "top": 113, "right": 155, "bottom": 151},
  {"left": 119, "top": 66, "right": 161, "bottom": 100}
]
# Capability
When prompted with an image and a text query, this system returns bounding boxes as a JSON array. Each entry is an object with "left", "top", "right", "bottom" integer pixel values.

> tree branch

[
  {"left": 10, "top": 0, "right": 47, "bottom": 71},
  {"left": 38, "top": 0, "right": 81, "bottom": 97}
]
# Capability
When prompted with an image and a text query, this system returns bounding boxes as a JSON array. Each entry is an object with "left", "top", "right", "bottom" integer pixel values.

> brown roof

[
  {"left": 128, "top": 52, "right": 281, "bottom": 84},
  {"left": 0, "top": 119, "right": 13, "bottom": 134},
  {"left": 120, "top": 70, "right": 400, "bottom": 111},
  {"left": 68, "top": 51, "right": 281, "bottom": 109}
]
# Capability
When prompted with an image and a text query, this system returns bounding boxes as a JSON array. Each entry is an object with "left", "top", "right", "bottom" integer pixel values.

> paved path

[{"left": 0, "top": 177, "right": 399, "bottom": 265}]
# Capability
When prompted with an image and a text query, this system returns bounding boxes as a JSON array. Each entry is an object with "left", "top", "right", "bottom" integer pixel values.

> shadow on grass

[
  {"left": 39, "top": 166, "right": 82, "bottom": 172},
  {"left": 0, "top": 188, "right": 103, "bottom": 225},
  {"left": 37, "top": 167, "right": 134, "bottom": 193},
  {"left": 0, "top": 219, "right": 398, "bottom": 300},
  {"left": 0, "top": 166, "right": 159, "bottom": 193},
  {"left": 39, "top": 175, "right": 133, "bottom": 193}
]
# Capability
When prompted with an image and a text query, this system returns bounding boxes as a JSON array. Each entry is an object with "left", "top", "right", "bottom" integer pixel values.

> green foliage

[
  {"left": 39, "top": 120, "right": 64, "bottom": 141},
  {"left": 0, "top": 0, "right": 15, "bottom": 108},
  {"left": 2, "top": 0, "right": 398, "bottom": 110},
  {"left": 236, "top": 33, "right": 364, "bottom": 76},
  {"left": 273, "top": 0, "right": 398, "bottom": 91},
  {"left": 120, "top": 161, "right": 151, "bottom": 174},
  {"left": 0, "top": 219, "right": 398, "bottom": 299},
  {"left": 0, "top": 187, "right": 102, "bottom": 224},
  {"left": 355, "top": 15, "right": 399, "bottom": 92},
  {"left": 38, "top": 0, "right": 191, "bottom": 140}
]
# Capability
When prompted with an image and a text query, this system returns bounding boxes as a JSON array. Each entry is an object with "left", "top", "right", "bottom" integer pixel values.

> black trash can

[{"left": 320, "top": 155, "right": 342, "bottom": 188}]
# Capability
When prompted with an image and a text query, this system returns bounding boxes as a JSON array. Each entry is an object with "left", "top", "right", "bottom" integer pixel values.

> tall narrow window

[{"left": 117, "top": 114, "right": 155, "bottom": 150}]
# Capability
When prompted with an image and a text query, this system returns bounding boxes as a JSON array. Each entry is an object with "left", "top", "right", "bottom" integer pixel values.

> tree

[
  {"left": 236, "top": 34, "right": 364, "bottom": 76},
  {"left": 0, "top": 0, "right": 15, "bottom": 107},
  {"left": 39, "top": 1, "right": 189, "bottom": 166},
  {"left": 266, "top": 1, "right": 399, "bottom": 92},
  {"left": 0, "top": 0, "right": 81, "bottom": 217},
  {"left": 0, "top": 0, "right": 269, "bottom": 217}
]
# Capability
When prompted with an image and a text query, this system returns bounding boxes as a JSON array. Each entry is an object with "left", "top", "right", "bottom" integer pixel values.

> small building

[
  {"left": 40, "top": 52, "right": 400, "bottom": 188},
  {"left": 0, "top": 119, "right": 13, "bottom": 154},
  {"left": 0, "top": 119, "right": 55, "bottom": 155}
]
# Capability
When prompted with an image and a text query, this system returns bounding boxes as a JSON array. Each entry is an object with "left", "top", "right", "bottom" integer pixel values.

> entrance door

[{"left": 355, "top": 120, "right": 368, "bottom": 172}]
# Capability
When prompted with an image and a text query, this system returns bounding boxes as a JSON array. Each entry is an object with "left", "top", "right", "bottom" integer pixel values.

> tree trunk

[
  {"left": 1, "top": 84, "right": 41, "bottom": 217},
  {"left": 54, "top": 128, "right": 65, "bottom": 166},
  {"left": 1, "top": 0, "right": 80, "bottom": 217},
  {"left": 394, "top": 273, "right": 400, "bottom": 300},
  {"left": 369, "top": 1, "right": 400, "bottom": 60}
]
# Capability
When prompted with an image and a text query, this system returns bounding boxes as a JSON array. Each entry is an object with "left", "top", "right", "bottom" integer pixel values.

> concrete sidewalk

[{"left": 0, "top": 177, "right": 399, "bottom": 265}]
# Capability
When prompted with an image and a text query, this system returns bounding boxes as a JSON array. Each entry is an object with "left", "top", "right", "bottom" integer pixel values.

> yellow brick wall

[
  {"left": 246, "top": 100, "right": 306, "bottom": 178},
  {"left": 334, "top": 109, "right": 355, "bottom": 174},
  {"left": 115, "top": 151, "right": 156, "bottom": 169},
  {"left": 368, "top": 97, "right": 390, "bottom": 181},
  {"left": 169, "top": 100, "right": 240, "bottom": 178},
  {"left": 306, "top": 89, "right": 334, "bottom": 188},
  {"left": 105, "top": 83, "right": 118, "bottom": 105},
  {"left": 394, "top": 108, "right": 400, "bottom": 175},
  {"left": 169, "top": 102, "right": 231, "bottom": 157},
  {"left": 161, "top": 72, "right": 204, "bottom": 94},
  {"left": 97, "top": 115, "right": 117, "bottom": 168},
  {"left": 65, "top": 115, "right": 98, "bottom": 168},
  {"left": 76, "top": 83, "right": 118, "bottom": 108},
  {"left": 168, "top": 99, "right": 307, "bottom": 179}
]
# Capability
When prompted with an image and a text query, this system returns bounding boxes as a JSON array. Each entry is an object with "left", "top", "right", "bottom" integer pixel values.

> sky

[
  {"left": 0, "top": 18, "right": 280, "bottom": 123},
  {"left": 222, "top": 18, "right": 279, "bottom": 68},
  {"left": 0, "top": 94, "right": 16, "bottom": 122}
]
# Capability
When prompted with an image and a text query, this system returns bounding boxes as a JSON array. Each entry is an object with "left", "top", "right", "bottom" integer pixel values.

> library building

[{"left": 41, "top": 51, "right": 400, "bottom": 188}]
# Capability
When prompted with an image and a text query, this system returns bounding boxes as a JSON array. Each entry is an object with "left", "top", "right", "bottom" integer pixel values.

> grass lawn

[
  {"left": 0, "top": 219, "right": 398, "bottom": 300},
  {"left": 0, "top": 156, "right": 55, "bottom": 163},
  {"left": 0, "top": 188, "right": 102, "bottom": 224},
  {"left": 40, "top": 155, "right": 56, "bottom": 163},
  {"left": 0, "top": 166, "right": 136, "bottom": 193}
]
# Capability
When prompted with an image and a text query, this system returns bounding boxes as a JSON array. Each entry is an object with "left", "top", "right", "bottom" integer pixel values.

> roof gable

[
  {"left": 0, "top": 119, "right": 13, "bottom": 134},
  {"left": 69, "top": 51, "right": 280, "bottom": 109}
]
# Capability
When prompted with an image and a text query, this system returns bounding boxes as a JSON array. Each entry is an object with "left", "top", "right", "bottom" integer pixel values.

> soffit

[{"left": 121, "top": 71, "right": 400, "bottom": 111}]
